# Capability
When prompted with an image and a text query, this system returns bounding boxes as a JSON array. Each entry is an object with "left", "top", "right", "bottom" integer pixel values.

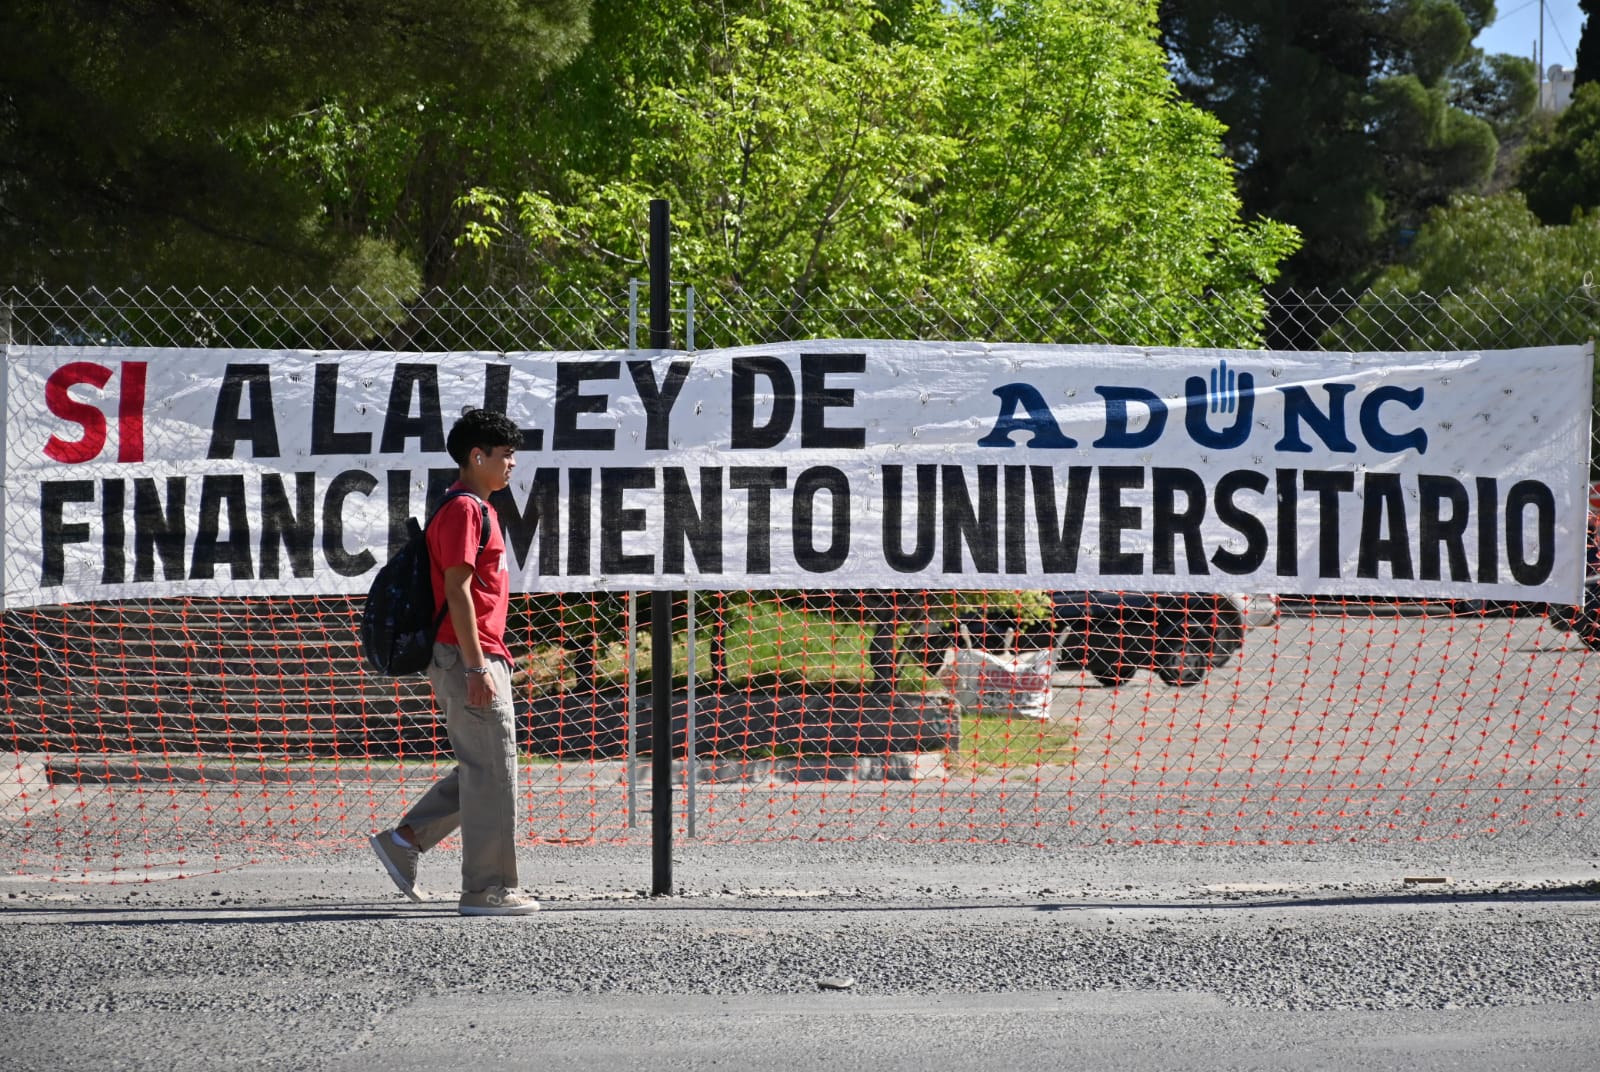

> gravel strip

[{"left": 2, "top": 840, "right": 1597, "bottom": 1070}]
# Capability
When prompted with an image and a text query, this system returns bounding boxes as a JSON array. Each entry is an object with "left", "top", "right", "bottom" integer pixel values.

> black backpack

[{"left": 360, "top": 489, "right": 488, "bottom": 676}]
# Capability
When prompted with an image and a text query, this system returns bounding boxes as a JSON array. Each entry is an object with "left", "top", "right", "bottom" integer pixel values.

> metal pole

[
  {"left": 0, "top": 308, "right": 9, "bottom": 613},
  {"left": 683, "top": 286, "right": 699, "bottom": 838},
  {"left": 625, "top": 591, "right": 637, "bottom": 827},
  {"left": 686, "top": 591, "right": 698, "bottom": 839},
  {"left": 624, "top": 284, "right": 640, "bottom": 829},
  {"left": 628, "top": 279, "right": 639, "bottom": 351},
  {"left": 650, "top": 203, "right": 671, "bottom": 351},
  {"left": 685, "top": 284, "right": 696, "bottom": 353},
  {"left": 648, "top": 199, "right": 676, "bottom": 896}
]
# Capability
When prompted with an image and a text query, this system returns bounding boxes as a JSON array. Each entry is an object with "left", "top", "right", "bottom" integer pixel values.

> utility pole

[
  {"left": 647, "top": 198, "right": 676, "bottom": 899},
  {"left": 1540, "top": 0, "right": 1547, "bottom": 107}
]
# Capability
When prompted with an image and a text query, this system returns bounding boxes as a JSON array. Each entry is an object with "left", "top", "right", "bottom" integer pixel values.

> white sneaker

[{"left": 458, "top": 886, "right": 541, "bottom": 916}]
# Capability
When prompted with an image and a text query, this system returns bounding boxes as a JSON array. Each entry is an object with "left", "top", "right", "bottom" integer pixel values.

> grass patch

[
  {"left": 517, "top": 597, "right": 941, "bottom": 693},
  {"left": 693, "top": 599, "right": 940, "bottom": 690},
  {"left": 953, "top": 710, "right": 1080, "bottom": 774}
]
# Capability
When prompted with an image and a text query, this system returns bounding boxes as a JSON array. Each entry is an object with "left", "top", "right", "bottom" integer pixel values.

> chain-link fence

[
  {"left": 2, "top": 283, "right": 1597, "bottom": 882},
  {"left": 10, "top": 281, "right": 1600, "bottom": 352}
]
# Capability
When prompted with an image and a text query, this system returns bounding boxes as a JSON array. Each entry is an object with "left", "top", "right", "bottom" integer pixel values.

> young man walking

[{"left": 370, "top": 409, "right": 539, "bottom": 915}]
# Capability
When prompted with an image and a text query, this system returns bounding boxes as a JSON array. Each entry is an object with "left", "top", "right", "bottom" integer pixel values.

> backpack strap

[{"left": 424, "top": 489, "right": 492, "bottom": 631}]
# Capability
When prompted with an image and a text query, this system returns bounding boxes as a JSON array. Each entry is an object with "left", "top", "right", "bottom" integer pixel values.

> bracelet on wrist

[{"left": 464, "top": 665, "right": 492, "bottom": 675}]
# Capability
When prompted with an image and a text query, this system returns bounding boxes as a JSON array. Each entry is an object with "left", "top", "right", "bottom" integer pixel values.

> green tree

[
  {"left": 460, "top": 0, "right": 1298, "bottom": 347},
  {"left": 1327, "top": 192, "right": 1600, "bottom": 473},
  {"left": 1157, "top": 1, "right": 1523, "bottom": 317},
  {"left": 0, "top": 0, "right": 590, "bottom": 291},
  {"left": 1450, "top": 50, "right": 1540, "bottom": 143},
  {"left": 1520, "top": 83, "right": 1600, "bottom": 224},
  {"left": 253, "top": 2, "right": 730, "bottom": 297},
  {"left": 1576, "top": 0, "right": 1598, "bottom": 88},
  {"left": 463, "top": 1, "right": 952, "bottom": 295},
  {"left": 956, "top": 2, "right": 1295, "bottom": 314}
]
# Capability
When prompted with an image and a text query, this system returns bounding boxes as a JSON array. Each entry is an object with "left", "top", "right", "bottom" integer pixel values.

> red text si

[{"left": 43, "top": 361, "right": 147, "bottom": 463}]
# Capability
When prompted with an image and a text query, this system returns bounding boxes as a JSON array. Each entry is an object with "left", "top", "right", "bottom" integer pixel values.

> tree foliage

[
  {"left": 1577, "top": 0, "right": 1599, "bottom": 89},
  {"left": 1334, "top": 193, "right": 1600, "bottom": 322},
  {"left": 1327, "top": 191, "right": 1600, "bottom": 474},
  {"left": 1520, "top": 83, "right": 1600, "bottom": 225},
  {"left": 1450, "top": 50, "right": 1540, "bottom": 142},
  {"left": 1157, "top": 0, "right": 1528, "bottom": 303},
  {"left": 0, "top": 0, "right": 589, "bottom": 290},
  {"left": 460, "top": 0, "right": 1298, "bottom": 347}
]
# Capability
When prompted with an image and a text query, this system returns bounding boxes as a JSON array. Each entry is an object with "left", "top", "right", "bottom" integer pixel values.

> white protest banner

[{"left": 3, "top": 341, "right": 1592, "bottom": 608}]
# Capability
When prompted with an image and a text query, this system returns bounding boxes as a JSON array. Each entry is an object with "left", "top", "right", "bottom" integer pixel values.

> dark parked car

[
  {"left": 685, "top": 589, "right": 1261, "bottom": 691},
  {"left": 960, "top": 590, "right": 1252, "bottom": 688}
]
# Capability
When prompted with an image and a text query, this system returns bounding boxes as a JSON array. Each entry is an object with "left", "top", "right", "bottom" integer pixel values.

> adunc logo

[{"left": 978, "top": 359, "right": 1428, "bottom": 456}]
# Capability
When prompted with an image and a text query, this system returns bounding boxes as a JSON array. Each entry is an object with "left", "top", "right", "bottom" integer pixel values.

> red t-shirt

[{"left": 427, "top": 486, "right": 511, "bottom": 661}]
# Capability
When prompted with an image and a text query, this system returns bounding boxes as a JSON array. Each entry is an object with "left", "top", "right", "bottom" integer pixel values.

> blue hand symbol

[{"left": 1209, "top": 359, "right": 1238, "bottom": 415}]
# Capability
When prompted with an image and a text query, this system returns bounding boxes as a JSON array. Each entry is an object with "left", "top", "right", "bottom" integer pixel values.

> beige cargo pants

[{"left": 398, "top": 642, "right": 520, "bottom": 893}]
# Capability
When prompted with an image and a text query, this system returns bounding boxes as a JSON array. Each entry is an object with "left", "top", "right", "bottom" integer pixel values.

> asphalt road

[{"left": 2, "top": 841, "right": 1598, "bottom": 1071}]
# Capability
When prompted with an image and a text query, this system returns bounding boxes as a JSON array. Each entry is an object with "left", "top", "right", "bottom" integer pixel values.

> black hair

[{"left": 446, "top": 409, "right": 524, "bottom": 467}]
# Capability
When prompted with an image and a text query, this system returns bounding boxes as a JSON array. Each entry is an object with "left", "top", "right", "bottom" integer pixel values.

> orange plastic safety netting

[{"left": 5, "top": 588, "right": 1598, "bottom": 881}]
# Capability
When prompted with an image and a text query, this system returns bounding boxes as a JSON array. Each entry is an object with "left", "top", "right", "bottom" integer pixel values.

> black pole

[{"left": 648, "top": 199, "right": 675, "bottom": 897}]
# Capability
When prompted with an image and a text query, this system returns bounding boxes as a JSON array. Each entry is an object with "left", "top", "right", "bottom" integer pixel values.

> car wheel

[
  {"left": 1083, "top": 637, "right": 1135, "bottom": 686},
  {"left": 1154, "top": 644, "right": 1210, "bottom": 687},
  {"left": 1153, "top": 599, "right": 1239, "bottom": 685}
]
